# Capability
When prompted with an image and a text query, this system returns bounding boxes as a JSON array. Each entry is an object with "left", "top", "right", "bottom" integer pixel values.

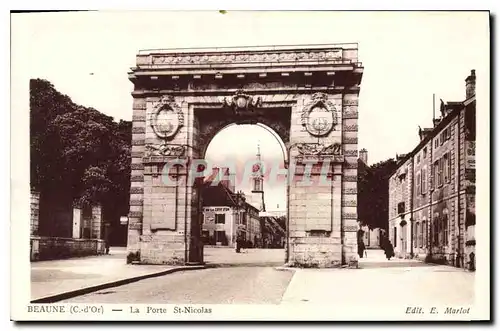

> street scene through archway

[{"left": 201, "top": 124, "right": 287, "bottom": 267}]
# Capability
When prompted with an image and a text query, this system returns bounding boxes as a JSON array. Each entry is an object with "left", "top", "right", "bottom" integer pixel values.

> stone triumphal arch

[{"left": 126, "top": 44, "right": 364, "bottom": 267}]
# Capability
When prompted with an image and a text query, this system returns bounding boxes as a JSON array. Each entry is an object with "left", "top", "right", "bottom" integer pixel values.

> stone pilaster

[
  {"left": 30, "top": 190, "right": 40, "bottom": 236},
  {"left": 450, "top": 119, "right": 459, "bottom": 259},
  {"left": 72, "top": 207, "right": 82, "bottom": 239},
  {"left": 341, "top": 94, "right": 359, "bottom": 266},
  {"left": 128, "top": 97, "right": 146, "bottom": 253},
  {"left": 91, "top": 205, "right": 102, "bottom": 239},
  {"left": 286, "top": 93, "right": 346, "bottom": 268},
  {"left": 138, "top": 96, "right": 196, "bottom": 265},
  {"left": 458, "top": 109, "right": 467, "bottom": 266}
]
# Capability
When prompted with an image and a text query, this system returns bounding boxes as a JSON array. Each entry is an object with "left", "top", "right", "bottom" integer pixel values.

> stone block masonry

[
  {"left": 127, "top": 44, "right": 364, "bottom": 267},
  {"left": 30, "top": 191, "right": 40, "bottom": 235},
  {"left": 30, "top": 237, "right": 106, "bottom": 261}
]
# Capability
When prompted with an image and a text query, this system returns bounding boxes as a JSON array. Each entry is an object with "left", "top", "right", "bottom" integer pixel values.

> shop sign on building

[
  {"left": 203, "top": 207, "right": 231, "bottom": 212},
  {"left": 465, "top": 141, "right": 475, "bottom": 169}
]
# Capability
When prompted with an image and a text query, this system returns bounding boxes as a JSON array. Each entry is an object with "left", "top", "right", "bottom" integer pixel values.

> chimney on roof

[
  {"left": 359, "top": 148, "right": 368, "bottom": 165},
  {"left": 215, "top": 167, "right": 235, "bottom": 192},
  {"left": 396, "top": 153, "right": 407, "bottom": 162},
  {"left": 465, "top": 69, "right": 476, "bottom": 99},
  {"left": 206, "top": 167, "right": 234, "bottom": 192},
  {"left": 419, "top": 127, "right": 434, "bottom": 141}
]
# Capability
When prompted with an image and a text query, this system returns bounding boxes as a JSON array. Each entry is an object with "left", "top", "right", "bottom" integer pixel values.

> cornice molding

[
  {"left": 138, "top": 49, "right": 347, "bottom": 67},
  {"left": 131, "top": 86, "right": 361, "bottom": 98}
]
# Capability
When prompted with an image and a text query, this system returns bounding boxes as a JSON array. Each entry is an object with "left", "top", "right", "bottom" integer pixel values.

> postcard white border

[{"left": 6, "top": 3, "right": 493, "bottom": 324}]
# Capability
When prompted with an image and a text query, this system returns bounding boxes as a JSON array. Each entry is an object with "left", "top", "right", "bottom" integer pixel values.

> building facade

[
  {"left": 388, "top": 70, "right": 476, "bottom": 270},
  {"left": 201, "top": 168, "right": 262, "bottom": 248},
  {"left": 202, "top": 206, "right": 236, "bottom": 246},
  {"left": 260, "top": 212, "right": 286, "bottom": 248}
]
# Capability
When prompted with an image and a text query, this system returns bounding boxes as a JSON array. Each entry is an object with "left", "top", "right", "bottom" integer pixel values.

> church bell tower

[{"left": 251, "top": 142, "right": 266, "bottom": 212}]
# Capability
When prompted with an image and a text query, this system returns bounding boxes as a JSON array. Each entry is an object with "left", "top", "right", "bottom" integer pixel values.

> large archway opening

[
  {"left": 201, "top": 123, "right": 287, "bottom": 266},
  {"left": 126, "top": 44, "right": 364, "bottom": 268}
]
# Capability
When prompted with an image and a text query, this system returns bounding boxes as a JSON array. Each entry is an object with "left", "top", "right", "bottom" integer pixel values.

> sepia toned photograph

[{"left": 10, "top": 9, "right": 490, "bottom": 321}]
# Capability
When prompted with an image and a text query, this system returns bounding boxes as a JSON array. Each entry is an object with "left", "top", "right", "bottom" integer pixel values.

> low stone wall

[
  {"left": 138, "top": 234, "right": 187, "bottom": 265},
  {"left": 30, "top": 236, "right": 106, "bottom": 261},
  {"left": 287, "top": 237, "right": 345, "bottom": 268}
]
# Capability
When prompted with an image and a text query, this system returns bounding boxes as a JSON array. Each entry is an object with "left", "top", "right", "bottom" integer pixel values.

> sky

[{"left": 12, "top": 11, "right": 489, "bottom": 211}]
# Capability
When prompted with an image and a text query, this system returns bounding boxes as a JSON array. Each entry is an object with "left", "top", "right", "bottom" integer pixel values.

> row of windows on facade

[
  {"left": 392, "top": 150, "right": 452, "bottom": 196},
  {"left": 203, "top": 214, "right": 226, "bottom": 224},
  {"left": 391, "top": 152, "right": 453, "bottom": 217},
  {"left": 393, "top": 124, "right": 452, "bottom": 184},
  {"left": 416, "top": 152, "right": 453, "bottom": 195},
  {"left": 415, "top": 126, "right": 452, "bottom": 165},
  {"left": 392, "top": 215, "right": 449, "bottom": 248}
]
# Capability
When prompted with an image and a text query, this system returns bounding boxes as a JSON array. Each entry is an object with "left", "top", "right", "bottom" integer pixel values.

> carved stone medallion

[
  {"left": 145, "top": 144, "right": 186, "bottom": 157},
  {"left": 301, "top": 93, "right": 338, "bottom": 137},
  {"left": 222, "top": 90, "right": 262, "bottom": 116},
  {"left": 150, "top": 95, "right": 184, "bottom": 140}
]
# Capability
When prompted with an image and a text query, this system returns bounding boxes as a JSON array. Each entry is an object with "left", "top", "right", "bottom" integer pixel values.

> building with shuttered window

[
  {"left": 387, "top": 70, "right": 476, "bottom": 270},
  {"left": 201, "top": 167, "right": 262, "bottom": 247}
]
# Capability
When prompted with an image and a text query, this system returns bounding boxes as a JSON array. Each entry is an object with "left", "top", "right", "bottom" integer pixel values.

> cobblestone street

[
  {"left": 44, "top": 248, "right": 474, "bottom": 306},
  {"left": 62, "top": 267, "right": 295, "bottom": 304},
  {"left": 204, "top": 247, "right": 285, "bottom": 267}
]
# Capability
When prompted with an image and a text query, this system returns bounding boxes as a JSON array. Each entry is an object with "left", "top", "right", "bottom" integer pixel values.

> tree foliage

[
  {"left": 357, "top": 158, "right": 397, "bottom": 230},
  {"left": 30, "top": 79, "right": 131, "bottom": 218},
  {"left": 276, "top": 215, "right": 286, "bottom": 231}
]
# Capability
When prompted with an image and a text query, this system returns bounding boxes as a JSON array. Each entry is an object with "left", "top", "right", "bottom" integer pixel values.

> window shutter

[
  {"left": 430, "top": 164, "right": 434, "bottom": 189},
  {"left": 447, "top": 154, "right": 451, "bottom": 183},
  {"left": 439, "top": 158, "right": 444, "bottom": 186},
  {"left": 422, "top": 221, "right": 426, "bottom": 248},
  {"left": 434, "top": 161, "right": 439, "bottom": 187},
  {"left": 443, "top": 154, "right": 447, "bottom": 183},
  {"left": 414, "top": 223, "right": 418, "bottom": 248},
  {"left": 416, "top": 172, "right": 420, "bottom": 195},
  {"left": 422, "top": 167, "right": 426, "bottom": 193}
]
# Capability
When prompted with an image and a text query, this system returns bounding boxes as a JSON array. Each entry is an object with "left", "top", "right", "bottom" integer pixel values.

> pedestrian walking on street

[
  {"left": 383, "top": 239, "right": 395, "bottom": 260},
  {"left": 358, "top": 240, "right": 366, "bottom": 258},
  {"left": 235, "top": 232, "right": 245, "bottom": 253},
  {"left": 235, "top": 237, "right": 241, "bottom": 253}
]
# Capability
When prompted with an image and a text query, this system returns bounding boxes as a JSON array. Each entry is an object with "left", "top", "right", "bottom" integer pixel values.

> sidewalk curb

[
  {"left": 274, "top": 266, "right": 297, "bottom": 272},
  {"left": 396, "top": 258, "right": 473, "bottom": 272},
  {"left": 31, "top": 265, "right": 206, "bottom": 304},
  {"left": 274, "top": 265, "right": 359, "bottom": 271}
]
